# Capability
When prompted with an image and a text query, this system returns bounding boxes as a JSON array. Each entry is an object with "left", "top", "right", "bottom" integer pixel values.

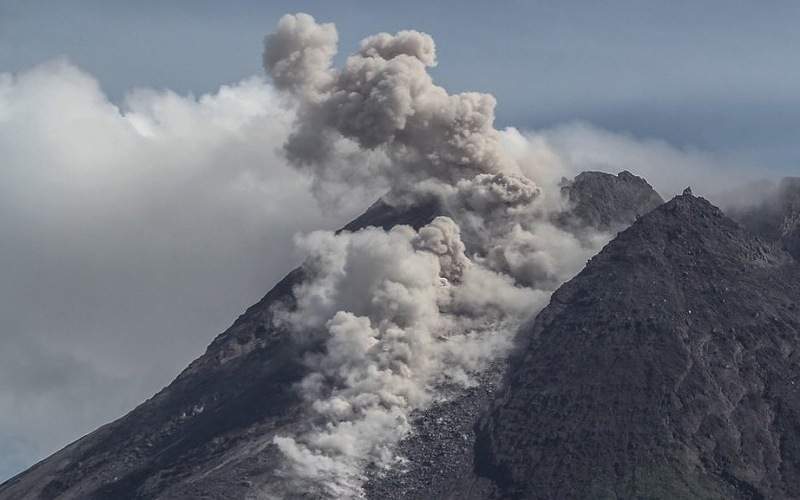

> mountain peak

[
  {"left": 558, "top": 170, "right": 664, "bottom": 231},
  {"left": 472, "top": 194, "right": 800, "bottom": 499},
  {"left": 6, "top": 174, "right": 799, "bottom": 500}
]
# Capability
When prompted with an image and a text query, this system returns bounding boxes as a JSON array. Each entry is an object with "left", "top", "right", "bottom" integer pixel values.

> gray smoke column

[
  {"left": 270, "top": 217, "right": 542, "bottom": 497},
  {"left": 263, "top": 13, "right": 529, "bottom": 193},
  {"left": 263, "top": 13, "right": 337, "bottom": 99},
  {"left": 262, "top": 13, "right": 611, "bottom": 498}
]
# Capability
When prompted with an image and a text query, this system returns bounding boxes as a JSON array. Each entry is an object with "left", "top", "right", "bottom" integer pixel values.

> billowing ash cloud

[
  {"left": 264, "top": 12, "right": 525, "bottom": 197},
  {"left": 263, "top": 13, "right": 338, "bottom": 99},
  {"left": 262, "top": 13, "right": 611, "bottom": 497},
  {"left": 272, "top": 217, "right": 543, "bottom": 496}
]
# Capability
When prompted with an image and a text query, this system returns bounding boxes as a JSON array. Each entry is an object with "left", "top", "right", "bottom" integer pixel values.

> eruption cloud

[
  {"left": 272, "top": 218, "right": 542, "bottom": 496},
  {"left": 264, "top": 13, "right": 531, "bottom": 197},
  {"left": 261, "top": 13, "right": 617, "bottom": 497}
]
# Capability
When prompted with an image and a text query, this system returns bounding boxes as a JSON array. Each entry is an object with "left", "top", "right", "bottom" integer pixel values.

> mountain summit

[
  {"left": 557, "top": 170, "right": 665, "bottom": 231},
  {"left": 471, "top": 192, "right": 800, "bottom": 499}
]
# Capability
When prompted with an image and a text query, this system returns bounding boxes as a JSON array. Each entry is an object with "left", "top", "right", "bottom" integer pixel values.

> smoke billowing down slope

[{"left": 255, "top": 13, "right": 657, "bottom": 497}]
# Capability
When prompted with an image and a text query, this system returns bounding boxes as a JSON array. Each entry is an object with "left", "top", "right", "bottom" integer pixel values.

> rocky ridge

[{"left": 557, "top": 170, "right": 665, "bottom": 231}]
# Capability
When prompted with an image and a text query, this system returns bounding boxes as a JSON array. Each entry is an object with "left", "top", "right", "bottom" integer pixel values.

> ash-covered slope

[
  {"left": 0, "top": 171, "right": 661, "bottom": 500},
  {"left": 474, "top": 193, "right": 800, "bottom": 499}
]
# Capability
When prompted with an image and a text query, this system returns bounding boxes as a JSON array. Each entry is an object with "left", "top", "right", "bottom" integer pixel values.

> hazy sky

[
  {"left": 3, "top": 0, "right": 800, "bottom": 172},
  {"left": 1, "top": 0, "right": 799, "bottom": 482}
]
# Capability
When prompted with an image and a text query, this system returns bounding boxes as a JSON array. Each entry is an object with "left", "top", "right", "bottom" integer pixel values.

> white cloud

[
  {"left": 534, "top": 121, "right": 762, "bottom": 200},
  {"left": 0, "top": 59, "right": 354, "bottom": 480}
]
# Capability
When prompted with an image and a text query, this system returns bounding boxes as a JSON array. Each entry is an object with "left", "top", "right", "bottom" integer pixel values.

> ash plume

[
  {"left": 264, "top": 13, "right": 526, "bottom": 196},
  {"left": 272, "top": 218, "right": 540, "bottom": 496},
  {"left": 263, "top": 13, "right": 614, "bottom": 497}
]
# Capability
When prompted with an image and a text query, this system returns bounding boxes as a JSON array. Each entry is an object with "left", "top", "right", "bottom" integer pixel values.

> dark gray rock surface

[
  {"left": 363, "top": 365, "right": 504, "bottom": 500},
  {"left": 557, "top": 170, "right": 664, "bottom": 232},
  {"left": 472, "top": 193, "right": 800, "bottom": 499}
]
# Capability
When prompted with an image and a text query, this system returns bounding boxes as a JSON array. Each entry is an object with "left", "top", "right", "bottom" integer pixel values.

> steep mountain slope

[
  {"left": 0, "top": 172, "right": 662, "bottom": 500},
  {"left": 473, "top": 193, "right": 800, "bottom": 499},
  {"left": 363, "top": 171, "right": 663, "bottom": 500}
]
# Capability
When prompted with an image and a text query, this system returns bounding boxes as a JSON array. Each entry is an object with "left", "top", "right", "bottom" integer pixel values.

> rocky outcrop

[{"left": 557, "top": 170, "right": 664, "bottom": 232}]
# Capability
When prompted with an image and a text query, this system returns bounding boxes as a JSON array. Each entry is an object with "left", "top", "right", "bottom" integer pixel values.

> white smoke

[
  {"left": 263, "top": 14, "right": 613, "bottom": 497},
  {"left": 0, "top": 59, "right": 353, "bottom": 479},
  {"left": 534, "top": 121, "right": 762, "bottom": 200},
  {"left": 271, "top": 218, "right": 542, "bottom": 496}
]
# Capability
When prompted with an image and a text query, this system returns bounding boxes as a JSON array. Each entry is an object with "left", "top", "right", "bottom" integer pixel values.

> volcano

[
  {"left": 6, "top": 174, "right": 800, "bottom": 500},
  {"left": 470, "top": 192, "right": 800, "bottom": 499}
]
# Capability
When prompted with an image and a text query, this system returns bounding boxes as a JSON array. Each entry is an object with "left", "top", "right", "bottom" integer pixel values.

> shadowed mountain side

[{"left": 473, "top": 193, "right": 800, "bottom": 499}]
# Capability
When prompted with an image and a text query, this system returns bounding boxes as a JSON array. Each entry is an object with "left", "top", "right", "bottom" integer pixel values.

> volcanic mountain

[
  {"left": 471, "top": 192, "right": 800, "bottom": 499},
  {"left": 0, "top": 170, "right": 660, "bottom": 500},
  {"left": 0, "top": 197, "right": 445, "bottom": 500},
  {"left": 362, "top": 187, "right": 800, "bottom": 500},
  {"left": 10, "top": 174, "right": 800, "bottom": 499}
]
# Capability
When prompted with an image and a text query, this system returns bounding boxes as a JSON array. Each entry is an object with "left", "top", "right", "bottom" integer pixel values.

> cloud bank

[{"left": 0, "top": 59, "right": 352, "bottom": 480}]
